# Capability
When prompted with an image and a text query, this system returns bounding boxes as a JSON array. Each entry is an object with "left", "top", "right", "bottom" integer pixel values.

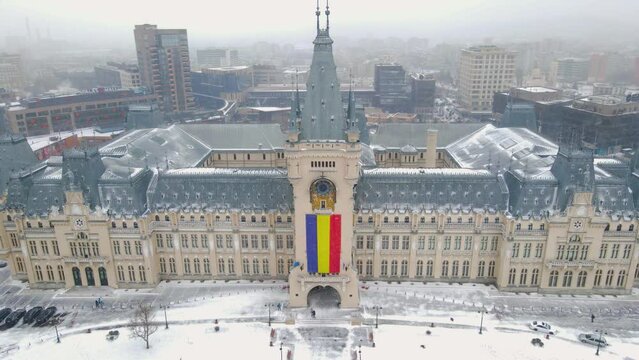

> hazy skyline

[{"left": 1, "top": 0, "right": 639, "bottom": 49}]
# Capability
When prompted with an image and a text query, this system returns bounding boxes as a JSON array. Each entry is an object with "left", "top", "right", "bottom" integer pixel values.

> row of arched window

[
  {"left": 545, "top": 269, "right": 628, "bottom": 288},
  {"left": 158, "top": 257, "right": 294, "bottom": 276},
  {"left": 33, "top": 264, "right": 65, "bottom": 282},
  {"left": 116, "top": 265, "right": 147, "bottom": 283}
]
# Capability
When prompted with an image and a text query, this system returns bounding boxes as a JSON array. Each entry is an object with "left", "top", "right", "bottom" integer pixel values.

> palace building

[{"left": 1, "top": 5, "right": 638, "bottom": 308}]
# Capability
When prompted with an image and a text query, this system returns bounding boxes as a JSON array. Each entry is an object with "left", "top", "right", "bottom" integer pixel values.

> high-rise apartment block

[
  {"left": 550, "top": 58, "right": 589, "bottom": 84},
  {"left": 410, "top": 73, "right": 436, "bottom": 117},
  {"left": 374, "top": 64, "right": 409, "bottom": 113},
  {"left": 0, "top": 54, "right": 25, "bottom": 91},
  {"left": 458, "top": 45, "right": 516, "bottom": 115},
  {"left": 197, "top": 48, "right": 240, "bottom": 68},
  {"left": 134, "top": 24, "right": 194, "bottom": 112}
]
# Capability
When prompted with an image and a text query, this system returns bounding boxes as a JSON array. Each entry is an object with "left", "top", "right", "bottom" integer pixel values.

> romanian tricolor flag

[{"left": 305, "top": 214, "right": 341, "bottom": 274}]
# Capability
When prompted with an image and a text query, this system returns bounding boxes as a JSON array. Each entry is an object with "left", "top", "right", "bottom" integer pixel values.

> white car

[
  {"left": 528, "top": 321, "right": 558, "bottom": 335},
  {"left": 578, "top": 333, "right": 608, "bottom": 347}
]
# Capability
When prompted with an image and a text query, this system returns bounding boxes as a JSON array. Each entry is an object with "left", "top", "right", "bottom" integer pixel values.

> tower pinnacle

[
  {"left": 316, "top": 0, "right": 321, "bottom": 35},
  {"left": 325, "top": 0, "right": 330, "bottom": 34}
]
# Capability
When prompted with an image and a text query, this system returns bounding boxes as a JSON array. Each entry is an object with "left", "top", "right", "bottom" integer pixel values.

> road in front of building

[{"left": 1, "top": 268, "right": 638, "bottom": 353}]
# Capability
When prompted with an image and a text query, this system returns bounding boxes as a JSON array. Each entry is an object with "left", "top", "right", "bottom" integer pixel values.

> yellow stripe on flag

[{"left": 317, "top": 214, "right": 330, "bottom": 273}]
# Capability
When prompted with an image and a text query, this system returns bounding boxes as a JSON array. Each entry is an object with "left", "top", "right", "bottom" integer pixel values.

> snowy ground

[{"left": 1, "top": 267, "right": 638, "bottom": 359}]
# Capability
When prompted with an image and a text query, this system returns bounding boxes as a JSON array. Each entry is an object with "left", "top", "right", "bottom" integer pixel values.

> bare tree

[{"left": 129, "top": 303, "right": 158, "bottom": 349}]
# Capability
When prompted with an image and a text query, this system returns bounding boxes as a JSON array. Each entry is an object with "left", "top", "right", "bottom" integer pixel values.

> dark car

[
  {"left": 23, "top": 306, "right": 43, "bottom": 324},
  {"left": 0, "top": 260, "right": 8, "bottom": 268},
  {"left": 34, "top": 306, "right": 56, "bottom": 326},
  {"left": 0, "top": 308, "right": 11, "bottom": 322},
  {"left": 4, "top": 309, "right": 26, "bottom": 327}
]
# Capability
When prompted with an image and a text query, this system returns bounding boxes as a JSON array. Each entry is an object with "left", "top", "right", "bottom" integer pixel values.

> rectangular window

[
  {"left": 286, "top": 235, "right": 294, "bottom": 249},
  {"left": 10, "top": 233, "right": 18, "bottom": 248},
  {"left": 464, "top": 236, "right": 472, "bottom": 251},
  {"left": 276, "top": 235, "right": 284, "bottom": 250},
  {"left": 512, "top": 243, "right": 520, "bottom": 258},
  {"left": 401, "top": 236, "right": 410, "bottom": 250},
  {"left": 356, "top": 236, "right": 364, "bottom": 249},
  {"left": 454, "top": 236, "right": 461, "bottom": 250},
  {"left": 391, "top": 236, "right": 400, "bottom": 250},
  {"left": 366, "top": 236, "right": 374, "bottom": 250},
  {"left": 135, "top": 241, "right": 142, "bottom": 255},
  {"left": 490, "top": 237, "right": 498, "bottom": 251},
  {"left": 428, "top": 236, "right": 436, "bottom": 250},
  {"left": 523, "top": 243, "right": 531, "bottom": 258},
  {"left": 181, "top": 234, "right": 188, "bottom": 249},
  {"left": 556, "top": 245, "right": 565, "bottom": 260},
  {"left": 166, "top": 234, "right": 174, "bottom": 248},
  {"left": 599, "top": 244, "right": 608, "bottom": 258},
  {"left": 124, "top": 241, "right": 131, "bottom": 255},
  {"left": 113, "top": 241, "right": 121, "bottom": 255},
  {"left": 251, "top": 235, "right": 259, "bottom": 249},
  {"left": 535, "top": 243, "right": 543, "bottom": 258},
  {"left": 52, "top": 241, "right": 60, "bottom": 256},
  {"left": 241, "top": 235, "right": 249, "bottom": 249},
  {"left": 580, "top": 245, "right": 589, "bottom": 260},
  {"left": 382, "top": 236, "right": 389, "bottom": 250},
  {"left": 623, "top": 244, "right": 632, "bottom": 259},
  {"left": 444, "top": 236, "right": 451, "bottom": 250},
  {"left": 261, "top": 235, "right": 269, "bottom": 250},
  {"left": 156, "top": 234, "right": 164, "bottom": 248},
  {"left": 611, "top": 244, "right": 620, "bottom": 259},
  {"left": 40, "top": 241, "right": 49, "bottom": 255},
  {"left": 480, "top": 237, "right": 488, "bottom": 251},
  {"left": 226, "top": 235, "right": 234, "bottom": 249},
  {"left": 191, "top": 234, "right": 198, "bottom": 248},
  {"left": 92, "top": 242, "right": 100, "bottom": 256},
  {"left": 29, "top": 241, "right": 38, "bottom": 256},
  {"left": 417, "top": 236, "right": 425, "bottom": 250},
  {"left": 216, "top": 235, "right": 224, "bottom": 249}
]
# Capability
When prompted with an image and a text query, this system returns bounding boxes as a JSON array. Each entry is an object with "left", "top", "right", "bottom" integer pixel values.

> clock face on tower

[
  {"left": 73, "top": 218, "right": 85, "bottom": 230},
  {"left": 310, "top": 178, "right": 336, "bottom": 211},
  {"left": 573, "top": 220, "right": 583, "bottom": 231}
]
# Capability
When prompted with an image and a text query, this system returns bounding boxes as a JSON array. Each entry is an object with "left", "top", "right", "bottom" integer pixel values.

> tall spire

[
  {"left": 316, "top": 0, "right": 321, "bottom": 35},
  {"left": 325, "top": 0, "right": 330, "bottom": 35}
]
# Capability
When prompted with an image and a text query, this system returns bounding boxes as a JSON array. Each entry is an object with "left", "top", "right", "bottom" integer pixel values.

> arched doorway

[
  {"left": 72, "top": 267, "right": 82, "bottom": 286},
  {"left": 307, "top": 285, "right": 341, "bottom": 308},
  {"left": 98, "top": 267, "right": 108, "bottom": 286},
  {"left": 85, "top": 267, "right": 95, "bottom": 286}
]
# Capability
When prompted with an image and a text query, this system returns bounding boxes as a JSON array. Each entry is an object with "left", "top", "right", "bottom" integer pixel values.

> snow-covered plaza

[{"left": 1, "top": 268, "right": 638, "bottom": 359}]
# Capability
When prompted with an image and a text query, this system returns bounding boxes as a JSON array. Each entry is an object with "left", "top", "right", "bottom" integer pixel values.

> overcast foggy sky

[{"left": 1, "top": 0, "right": 638, "bottom": 49}]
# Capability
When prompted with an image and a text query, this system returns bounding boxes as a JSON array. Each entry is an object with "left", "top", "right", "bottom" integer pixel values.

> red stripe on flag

[{"left": 329, "top": 214, "right": 341, "bottom": 273}]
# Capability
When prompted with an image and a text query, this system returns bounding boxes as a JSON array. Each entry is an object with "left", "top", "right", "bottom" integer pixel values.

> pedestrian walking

[{"left": 591, "top": 314, "right": 595, "bottom": 323}]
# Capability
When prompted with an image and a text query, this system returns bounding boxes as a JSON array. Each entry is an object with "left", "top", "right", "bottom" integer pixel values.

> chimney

[{"left": 425, "top": 129, "right": 438, "bottom": 168}]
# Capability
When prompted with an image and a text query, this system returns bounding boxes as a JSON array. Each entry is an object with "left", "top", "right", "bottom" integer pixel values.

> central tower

[{"left": 287, "top": 1, "right": 361, "bottom": 309}]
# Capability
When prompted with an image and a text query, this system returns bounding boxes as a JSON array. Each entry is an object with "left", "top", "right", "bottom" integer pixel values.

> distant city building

[
  {"left": 134, "top": 24, "right": 195, "bottom": 112},
  {"left": 126, "top": 104, "right": 165, "bottom": 130},
  {"left": 26, "top": 127, "right": 124, "bottom": 161},
  {"left": 550, "top": 58, "right": 589, "bottom": 84},
  {"left": 197, "top": 48, "right": 240, "bottom": 68},
  {"left": 5, "top": 88, "right": 155, "bottom": 136},
  {"left": 410, "top": 73, "right": 436, "bottom": 118},
  {"left": 252, "top": 64, "right": 284, "bottom": 86},
  {"left": 246, "top": 84, "right": 375, "bottom": 108},
  {"left": 494, "top": 88, "right": 639, "bottom": 152},
  {"left": 592, "top": 83, "right": 627, "bottom": 97},
  {"left": 94, "top": 62, "right": 142, "bottom": 89},
  {"left": 0, "top": 54, "right": 25, "bottom": 91},
  {"left": 373, "top": 64, "right": 409, "bottom": 113},
  {"left": 499, "top": 102, "right": 538, "bottom": 132},
  {"left": 191, "top": 66, "right": 253, "bottom": 107},
  {"left": 458, "top": 45, "right": 516, "bottom": 116},
  {"left": 589, "top": 53, "right": 608, "bottom": 83}
]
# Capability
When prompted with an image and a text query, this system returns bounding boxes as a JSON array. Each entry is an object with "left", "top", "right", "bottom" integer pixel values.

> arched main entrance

[
  {"left": 98, "top": 267, "right": 108, "bottom": 286},
  {"left": 85, "top": 267, "right": 95, "bottom": 286},
  {"left": 72, "top": 267, "right": 82, "bottom": 286},
  {"left": 307, "top": 285, "right": 341, "bottom": 308}
]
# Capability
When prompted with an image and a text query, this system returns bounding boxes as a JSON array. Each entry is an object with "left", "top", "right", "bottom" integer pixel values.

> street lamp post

[
  {"left": 478, "top": 308, "right": 487, "bottom": 335},
  {"left": 358, "top": 344, "right": 362, "bottom": 360},
  {"left": 595, "top": 329, "right": 607, "bottom": 356},
  {"left": 265, "top": 304, "right": 272, "bottom": 327},
  {"left": 279, "top": 341, "right": 283, "bottom": 360},
  {"left": 55, "top": 325, "right": 61, "bottom": 343},
  {"left": 373, "top": 306, "right": 382, "bottom": 329},
  {"left": 161, "top": 304, "right": 169, "bottom": 329}
]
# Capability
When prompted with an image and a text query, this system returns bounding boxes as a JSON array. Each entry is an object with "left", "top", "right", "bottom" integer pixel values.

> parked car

[
  {"left": 23, "top": 306, "right": 43, "bottom": 324},
  {"left": 4, "top": 309, "right": 26, "bottom": 327},
  {"left": 34, "top": 306, "right": 57, "bottom": 326},
  {"left": 0, "top": 308, "right": 12, "bottom": 322},
  {"left": 106, "top": 330, "right": 120, "bottom": 341},
  {"left": 531, "top": 338, "right": 544, "bottom": 347},
  {"left": 579, "top": 333, "right": 608, "bottom": 347},
  {"left": 528, "top": 321, "right": 558, "bottom": 335},
  {"left": 0, "top": 260, "right": 8, "bottom": 268}
]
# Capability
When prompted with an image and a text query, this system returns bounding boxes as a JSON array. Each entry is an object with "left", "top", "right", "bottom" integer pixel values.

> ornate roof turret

[{"left": 297, "top": 1, "right": 350, "bottom": 142}]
